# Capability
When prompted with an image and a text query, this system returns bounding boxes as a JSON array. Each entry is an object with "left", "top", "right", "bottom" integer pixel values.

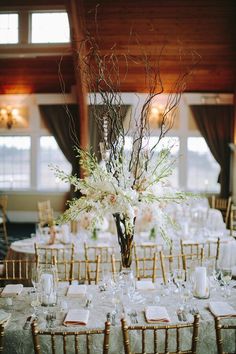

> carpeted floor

[{"left": 0, "top": 222, "right": 35, "bottom": 259}]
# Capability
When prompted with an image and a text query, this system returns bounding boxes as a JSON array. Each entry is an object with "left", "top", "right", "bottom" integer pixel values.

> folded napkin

[
  {"left": 66, "top": 285, "right": 87, "bottom": 297},
  {"left": 136, "top": 280, "right": 155, "bottom": 291},
  {"left": 209, "top": 302, "right": 236, "bottom": 317},
  {"left": 63, "top": 309, "right": 89, "bottom": 326},
  {"left": 0, "top": 310, "right": 11, "bottom": 326},
  {"left": 1, "top": 284, "right": 23, "bottom": 297},
  {"left": 145, "top": 306, "right": 171, "bottom": 323}
]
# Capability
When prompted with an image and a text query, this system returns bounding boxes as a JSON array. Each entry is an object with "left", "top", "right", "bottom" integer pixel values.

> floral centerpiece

[{"left": 54, "top": 32, "right": 198, "bottom": 268}]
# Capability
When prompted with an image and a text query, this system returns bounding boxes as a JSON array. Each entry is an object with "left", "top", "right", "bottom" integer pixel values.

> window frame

[
  {"left": 0, "top": 7, "right": 71, "bottom": 58},
  {"left": 29, "top": 10, "right": 70, "bottom": 44},
  {"left": 0, "top": 12, "right": 19, "bottom": 44}
]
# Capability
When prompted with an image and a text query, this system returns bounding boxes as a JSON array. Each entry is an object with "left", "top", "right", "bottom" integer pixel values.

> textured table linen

[{"left": 1, "top": 284, "right": 236, "bottom": 354}]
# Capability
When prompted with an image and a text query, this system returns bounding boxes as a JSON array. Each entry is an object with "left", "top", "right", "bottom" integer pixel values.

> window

[
  {"left": 38, "top": 136, "right": 71, "bottom": 190},
  {"left": 0, "top": 13, "right": 18, "bottom": 44},
  {"left": 31, "top": 12, "right": 70, "bottom": 43},
  {"left": 0, "top": 136, "right": 30, "bottom": 189},
  {"left": 187, "top": 137, "right": 220, "bottom": 193}
]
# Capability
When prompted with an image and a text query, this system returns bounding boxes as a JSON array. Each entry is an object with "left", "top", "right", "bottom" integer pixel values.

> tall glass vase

[{"left": 113, "top": 213, "right": 135, "bottom": 269}]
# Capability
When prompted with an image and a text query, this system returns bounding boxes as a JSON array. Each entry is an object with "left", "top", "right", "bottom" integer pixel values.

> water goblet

[
  {"left": 212, "top": 262, "right": 223, "bottom": 290},
  {"left": 173, "top": 269, "right": 185, "bottom": 294},
  {"left": 180, "top": 280, "right": 193, "bottom": 311},
  {"left": 221, "top": 268, "right": 232, "bottom": 298},
  {"left": 30, "top": 266, "right": 40, "bottom": 309}
]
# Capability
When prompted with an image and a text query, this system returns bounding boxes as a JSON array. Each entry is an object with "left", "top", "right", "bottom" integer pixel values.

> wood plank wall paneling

[{"left": 0, "top": 0, "right": 235, "bottom": 94}]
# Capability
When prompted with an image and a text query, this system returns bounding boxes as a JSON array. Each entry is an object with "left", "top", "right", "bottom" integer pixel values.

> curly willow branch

[{"left": 58, "top": 14, "right": 200, "bottom": 185}]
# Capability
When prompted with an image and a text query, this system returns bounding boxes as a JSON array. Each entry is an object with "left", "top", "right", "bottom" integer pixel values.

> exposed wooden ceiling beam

[{"left": 67, "top": 0, "right": 89, "bottom": 153}]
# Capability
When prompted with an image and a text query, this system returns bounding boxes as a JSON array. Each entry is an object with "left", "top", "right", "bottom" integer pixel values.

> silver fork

[
  {"left": 128, "top": 311, "right": 135, "bottom": 324},
  {"left": 132, "top": 311, "right": 138, "bottom": 323},
  {"left": 176, "top": 309, "right": 183, "bottom": 322}
]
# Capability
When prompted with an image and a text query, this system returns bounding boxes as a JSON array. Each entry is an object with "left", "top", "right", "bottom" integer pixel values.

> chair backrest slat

[
  {"left": 121, "top": 315, "right": 200, "bottom": 354},
  {"left": 31, "top": 321, "right": 111, "bottom": 354},
  {"left": 214, "top": 316, "right": 236, "bottom": 354}
]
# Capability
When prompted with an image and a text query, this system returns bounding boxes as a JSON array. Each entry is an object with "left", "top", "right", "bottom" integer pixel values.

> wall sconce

[
  {"left": 0, "top": 105, "right": 21, "bottom": 129},
  {"left": 148, "top": 104, "right": 165, "bottom": 128},
  {"left": 201, "top": 95, "right": 221, "bottom": 104}
]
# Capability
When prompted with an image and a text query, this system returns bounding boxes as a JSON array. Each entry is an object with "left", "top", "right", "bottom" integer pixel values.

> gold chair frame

[
  {"left": 121, "top": 314, "right": 200, "bottom": 354},
  {"left": 211, "top": 195, "right": 232, "bottom": 227},
  {"left": 159, "top": 251, "right": 186, "bottom": 285},
  {"left": 134, "top": 252, "right": 158, "bottom": 282},
  {"left": 53, "top": 255, "right": 100, "bottom": 285},
  {"left": 31, "top": 320, "right": 111, "bottom": 354},
  {"left": 230, "top": 204, "right": 236, "bottom": 236},
  {"left": 214, "top": 315, "right": 236, "bottom": 354},
  {"left": 204, "top": 237, "right": 220, "bottom": 261},
  {"left": 84, "top": 243, "right": 116, "bottom": 282},
  {"left": 180, "top": 240, "right": 204, "bottom": 259},
  {"left": 35, "top": 243, "right": 75, "bottom": 265},
  {"left": 0, "top": 258, "right": 37, "bottom": 285},
  {"left": 0, "top": 324, "right": 4, "bottom": 353},
  {"left": 37, "top": 200, "right": 54, "bottom": 227},
  {"left": 0, "top": 195, "right": 8, "bottom": 245}
]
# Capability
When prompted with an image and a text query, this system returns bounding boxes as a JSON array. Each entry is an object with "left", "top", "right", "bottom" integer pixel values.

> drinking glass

[
  {"left": 38, "top": 264, "right": 58, "bottom": 307},
  {"left": 173, "top": 269, "right": 185, "bottom": 294},
  {"left": 180, "top": 280, "right": 193, "bottom": 311},
  {"left": 212, "top": 262, "right": 223, "bottom": 290},
  {"left": 221, "top": 268, "right": 232, "bottom": 297},
  {"left": 31, "top": 266, "right": 40, "bottom": 309}
]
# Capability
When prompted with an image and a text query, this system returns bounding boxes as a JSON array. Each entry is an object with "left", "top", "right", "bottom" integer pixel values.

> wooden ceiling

[{"left": 0, "top": 0, "right": 235, "bottom": 94}]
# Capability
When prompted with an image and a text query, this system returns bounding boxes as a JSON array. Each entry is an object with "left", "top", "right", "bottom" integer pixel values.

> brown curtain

[
  {"left": 39, "top": 104, "right": 81, "bottom": 198},
  {"left": 190, "top": 105, "right": 234, "bottom": 198}
]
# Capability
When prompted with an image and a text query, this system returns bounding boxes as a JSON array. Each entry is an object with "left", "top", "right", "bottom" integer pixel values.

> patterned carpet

[{"left": 0, "top": 222, "right": 35, "bottom": 259}]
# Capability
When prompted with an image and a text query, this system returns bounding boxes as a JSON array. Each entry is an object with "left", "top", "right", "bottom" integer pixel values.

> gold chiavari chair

[
  {"left": 204, "top": 237, "right": 221, "bottom": 261},
  {"left": 84, "top": 243, "right": 115, "bottom": 263},
  {"left": 134, "top": 242, "right": 160, "bottom": 258},
  {"left": 0, "top": 258, "right": 37, "bottom": 286},
  {"left": 84, "top": 243, "right": 115, "bottom": 281},
  {"left": 211, "top": 195, "right": 232, "bottom": 228},
  {"left": 111, "top": 254, "right": 122, "bottom": 275},
  {"left": 121, "top": 314, "right": 200, "bottom": 354},
  {"left": 134, "top": 251, "right": 159, "bottom": 282},
  {"left": 35, "top": 243, "right": 75, "bottom": 266},
  {"left": 37, "top": 200, "right": 54, "bottom": 227},
  {"left": 0, "top": 195, "right": 8, "bottom": 245},
  {"left": 159, "top": 251, "right": 186, "bottom": 285},
  {"left": 230, "top": 204, "right": 236, "bottom": 237},
  {"left": 0, "top": 324, "right": 5, "bottom": 353},
  {"left": 31, "top": 320, "right": 111, "bottom": 354},
  {"left": 52, "top": 255, "right": 101, "bottom": 285},
  {"left": 180, "top": 239, "right": 204, "bottom": 259},
  {"left": 214, "top": 316, "right": 236, "bottom": 354}
]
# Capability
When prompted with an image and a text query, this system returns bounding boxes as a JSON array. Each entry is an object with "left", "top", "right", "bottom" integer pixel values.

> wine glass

[
  {"left": 221, "top": 268, "right": 232, "bottom": 297},
  {"left": 173, "top": 269, "right": 185, "bottom": 294},
  {"left": 30, "top": 266, "right": 40, "bottom": 309},
  {"left": 180, "top": 280, "right": 193, "bottom": 311},
  {"left": 212, "top": 262, "right": 223, "bottom": 290}
]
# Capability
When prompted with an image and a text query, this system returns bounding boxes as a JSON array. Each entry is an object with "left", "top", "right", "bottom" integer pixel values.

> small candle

[
  {"left": 41, "top": 273, "right": 53, "bottom": 293},
  {"left": 194, "top": 266, "right": 208, "bottom": 298}
]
